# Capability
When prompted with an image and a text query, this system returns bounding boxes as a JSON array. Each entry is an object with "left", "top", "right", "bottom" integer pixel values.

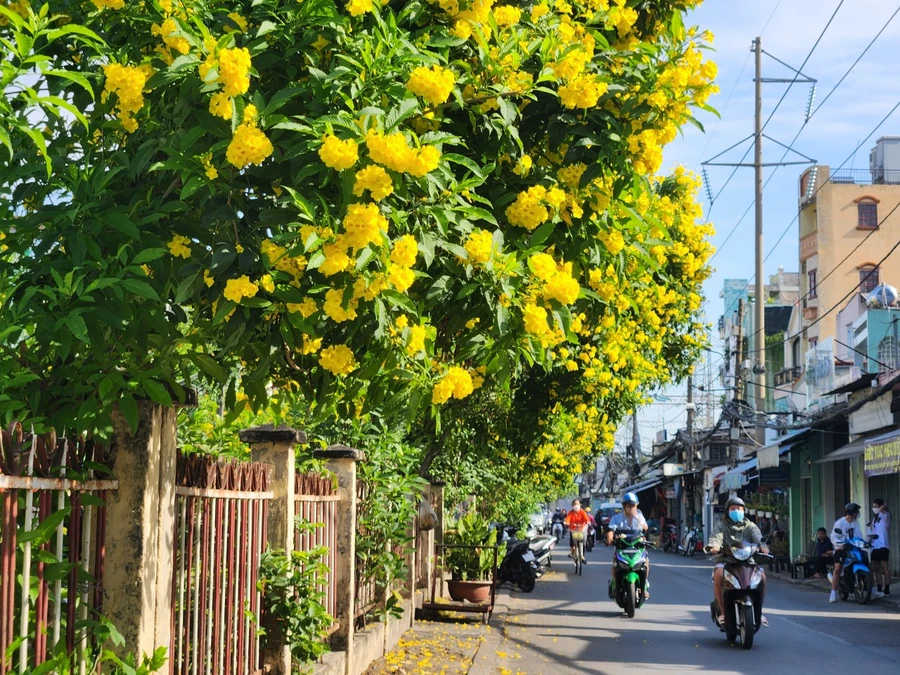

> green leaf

[
  {"left": 120, "top": 278, "right": 160, "bottom": 302},
  {"left": 18, "top": 124, "right": 50, "bottom": 177},
  {"left": 190, "top": 353, "right": 228, "bottom": 383},
  {"left": 19, "top": 509, "right": 69, "bottom": 547},
  {"left": 175, "top": 270, "right": 202, "bottom": 303},
  {"left": 385, "top": 98, "right": 420, "bottom": 132},
  {"left": 64, "top": 314, "right": 89, "bottom": 343},
  {"left": 142, "top": 379, "right": 173, "bottom": 407},
  {"left": 530, "top": 221, "right": 556, "bottom": 247},
  {"left": 132, "top": 248, "right": 167, "bottom": 265},
  {"left": 119, "top": 395, "right": 139, "bottom": 433}
]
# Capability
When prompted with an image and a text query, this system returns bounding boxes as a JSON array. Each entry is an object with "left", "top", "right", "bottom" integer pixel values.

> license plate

[{"left": 522, "top": 551, "right": 536, "bottom": 562}]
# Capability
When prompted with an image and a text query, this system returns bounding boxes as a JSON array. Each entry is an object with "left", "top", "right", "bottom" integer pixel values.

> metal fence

[
  {"left": 0, "top": 424, "right": 116, "bottom": 672},
  {"left": 170, "top": 454, "right": 272, "bottom": 675},
  {"left": 294, "top": 472, "right": 339, "bottom": 633},
  {"left": 354, "top": 480, "right": 380, "bottom": 621},
  {"left": 829, "top": 168, "right": 900, "bottom": 185}
]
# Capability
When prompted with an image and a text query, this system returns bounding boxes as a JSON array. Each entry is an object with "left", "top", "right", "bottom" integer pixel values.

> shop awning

[
  {"left": 619, "top": 477, "right": 663, "bottom": 496},
  {"left": 816, "top": 437, "right": 867, "bottom": 463},
  {"left": 722, "top": 459, "right": 757, "bottom": 491}
]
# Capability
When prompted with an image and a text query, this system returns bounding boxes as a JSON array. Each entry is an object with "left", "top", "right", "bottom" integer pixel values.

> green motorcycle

[{"left": 607, "top": 529, "right": 653, "bottom": 618}]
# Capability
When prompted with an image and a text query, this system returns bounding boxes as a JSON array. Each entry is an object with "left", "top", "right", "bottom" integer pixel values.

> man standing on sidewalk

[{"left": 869, "top": 498, "right": 891, "bottom": 598}]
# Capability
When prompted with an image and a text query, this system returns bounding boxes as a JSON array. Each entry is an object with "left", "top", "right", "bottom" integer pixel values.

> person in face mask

[{"left": 707, "top": 497, "right": 768, "bottom": 624}]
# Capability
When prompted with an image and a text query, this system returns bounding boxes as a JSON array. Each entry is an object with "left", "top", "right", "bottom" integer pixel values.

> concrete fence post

[
  {"left": 103, "top": 400, "right": 181, "bottom": 659},
  {"left": 314, "top": 444, "right": 365, "bottom": 675},
  {"left": 431, "top": 482, "right": 445, "bottom": 599},
  {"left": 240, "top": 425, "right": 307, "bottom": 675}
]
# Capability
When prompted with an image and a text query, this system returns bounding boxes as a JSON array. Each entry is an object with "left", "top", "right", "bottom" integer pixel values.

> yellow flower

[
  {"left": 407, "top": 65, "right": 456, "bottom": 106},
  {"left": 559, "top": 76, "right": 608, "bottom": 109},
  {"left": 301, "top": 334, "right": 323, "bottom": 354},
  {"left": 342, "top": 203, "right": 388, "bottom": 251},
  {"left": 167, "top": 235, "right": 192, "bottom": 259},
  {"left": 407, "top": 324, "right": 426, "bottom": 355},
  {"left": 319, "top": 135, "right": 359, "bottom": 171},
  {"left": 223, "top": 275, "right": 259, "bottom": 304},
  {"left": 345, "top": 0, "right": 374, "bottom": 17},
  {"left": 319, "top": 344, "right": 357, "bottom": 376},
  {"left": 505, "top": 186, "right": 549, "bottom": 230},
  {"left": 209, "top": 92, "right": 233, "bottom": 120},
  {"left": 287, "top": 298, "right": 318, "bottom": 317},
  {"left": 530, "top": 2, "right": 549, "bottom": 21},
  {"left": 260, "top": 274, "right": 275, "bottom": 293},
  {"left": 388, "top": 264, "right": 415, "bottom": 292},
  {"left": 528, "top": 253, "right": 558, "bottom": 282},
  {"left": 494, "top": 5, "right": 521, "bottom": 27},
  {"left": 151, "top": 18, "right": 190, "bottom": 56},
  {"left": 217, "top": 47, "right": 252, "bottom": 97},
  {"left": 513, "top": 154, "right": 532, "bottom": 176},
  {"left": 450, "top": 20, "right": 473, "bottom": 40},
  {"left": 352, "top": 164, "right": 393, "bottom": 200},
  {"left": 226, "top": 123, "right": 274, "bottom": 169},
  {"left": 558, "top": 163, "right": 587, "bottom": 188},
  {"left": 323, "top": 288, "right": 358, "bottom": 322},
  {"left": 243, "top": 104, "right": 258, "bottom": 125},
  {"left": 200, "top": 152, "right": 218, "bottom": 180},
  {"left": 320, "top": 243, "right": 351, "bottom": 277},
  {"left": 465, "top": 317, "right": 480, "bottom": 329},
  {"left": 102, "top": 63, "right": 146, "bottom": 133},
  {"left": 203, "top": 270, "right": 215, "bottom": 287},
  {"left": 464, "top": 229, "right": 494, "bottom": 264},
  {"left": 544, "top": 273, "right": 580, "bottom": 305},
  {"left": 431, "top": 366, "right": 474, "bottom": 404},
  {"left": 523, "top": 303, "right": 549, "bottom": 336},
  {"left": 91, "top": 0, "right": 124, "bottom": 9},
  {"left": 226, "top": 12, "right": 248, "bottom": 32},
  {"left": 390, "top": 235, "right": 418, "bottom": 268}
]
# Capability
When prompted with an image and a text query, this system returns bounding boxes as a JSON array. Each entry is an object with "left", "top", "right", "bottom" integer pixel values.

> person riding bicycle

[
  {"left": 565, "top": 499, "right": 591, "bottom": 563},
  {"left": 606, "top": 493, "right": 650, "bottom": 595},
  {"left": 707, "top": 497, "right": 768, "bottom": 623}
]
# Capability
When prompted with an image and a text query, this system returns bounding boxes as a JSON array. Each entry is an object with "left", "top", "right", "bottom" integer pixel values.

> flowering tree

[{"left": 1, "top": 0, "right": 715, "bottom": 485}]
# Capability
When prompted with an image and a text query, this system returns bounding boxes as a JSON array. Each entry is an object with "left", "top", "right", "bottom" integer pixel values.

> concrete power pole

[{"left": 753, "top": 37, "right": 767, "bottom": 437}]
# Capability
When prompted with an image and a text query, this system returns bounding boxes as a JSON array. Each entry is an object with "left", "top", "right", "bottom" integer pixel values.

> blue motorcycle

[{"left": 830, "top": 531, "right": 875, "bottom": 604}]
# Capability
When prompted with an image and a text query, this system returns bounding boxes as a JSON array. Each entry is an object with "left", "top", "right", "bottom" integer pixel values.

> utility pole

[
  {"left": 735, "top": 299, "right": 745, "bottom": 403},
  {"left": 753, "top": 37, "right": 767, "bottom": 441}
]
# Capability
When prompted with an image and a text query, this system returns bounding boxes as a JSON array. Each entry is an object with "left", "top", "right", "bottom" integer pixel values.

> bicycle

[{"left": 572, "top": 528, "right": 587, "bottom": 576}]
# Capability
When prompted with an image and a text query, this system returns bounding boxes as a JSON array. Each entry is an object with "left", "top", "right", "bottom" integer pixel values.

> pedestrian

[
  {"left": 869, "top": 498, "right": 891, "bottom": 598},
  {"left": 758, "top": 516, "right": 771, "bottom": 538},
  {"left": 811, "top": 527, "right": 834, "bottom": 578}
]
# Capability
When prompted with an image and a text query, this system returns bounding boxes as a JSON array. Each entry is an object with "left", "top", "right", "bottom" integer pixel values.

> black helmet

[
  {"left": 845, "top": 502, "right": 861, "bottom": 516},
  {"left": 726, "top": 497, "right": 745, "bottom": 509}
]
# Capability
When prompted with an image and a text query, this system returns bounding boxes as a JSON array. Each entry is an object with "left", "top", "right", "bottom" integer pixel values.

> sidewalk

[{"left": 766, "top": 567, "right": 900, "bottom": 610}]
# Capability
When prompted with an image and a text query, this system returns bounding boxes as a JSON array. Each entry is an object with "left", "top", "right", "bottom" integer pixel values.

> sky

[{"left": 616, "top": 0, "right": 900, "bottom": 456}]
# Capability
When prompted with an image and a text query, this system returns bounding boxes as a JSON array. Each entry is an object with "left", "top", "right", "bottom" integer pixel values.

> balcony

[
  {"left": 829, "top": 168, "right": 900, "bottom": 185},
  {"left": 774, "top": 366, "right": 802, "bottom": 387}
]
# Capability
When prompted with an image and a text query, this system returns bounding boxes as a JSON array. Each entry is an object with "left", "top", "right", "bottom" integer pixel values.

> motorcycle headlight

[
  {"left": 750, "top": 567, "right": 763, "bottom": 589},
  {"left": 732, "top": 547, "right": 753, "bottom": 562},
  {"left": 724, "top": 570, "right": 741, "bottom": 589}
]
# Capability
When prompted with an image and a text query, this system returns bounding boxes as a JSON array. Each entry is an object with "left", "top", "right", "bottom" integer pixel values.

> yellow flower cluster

[
  {"left": 319, "top": 135, "right": 359, "bottom": 171},
  {"left": 345, "top": 0, "right": 374, "bottom": 17},
  {"left": 598, "top": 228, "right": 625, "bottom": 255},
  {"left": 365, "top": 130, "right": 441, "bottom": 177},
  {"left": 261, "top": 240, "right": 307, "bottom": 285},
  {"left": 151, "top": 18, "right": 190, "bottom": 56},
  {"left": 558, "top": 75, "right": 608, "bottom": 109},
  {"left": 494, "top": 5, "right": 521, "bottom": 26},
  {"left": 407, "top": 324, "right": 427, "bottom": 356},
  {"left": 91, "top": 0, "right": 123, "bottom": 9},
  {"left": 528, "top": 253, "right": 580, "bottom": 305},
  {"left": 352, "top": 165, "right": 393, "bottom": 200},
  {"left": 431, "top": 366, "right": 474, "bottom": 404},
  {"left": 323, "top": 288, "right": 359, "bottom": 322},
  {"left": 390, "top": 235, "right": 418, "bottom": 268},
  {"left": 407, "top": 65, "right": 456, "bottom": 106},
  {"left": 201, "top": 153, "right": 218, "bottom": 180},
  {"left": 287, "top": 298, "right": 318, "bottom": 317},
  {"left": 223, "top": 275, "right": 259, "bottom": 304},
  {"left": 320, "top": 344, "right": 357, "bottom": 375},
  {"left": 227, "top": 123, "right": 274, "bottom": 168},
  {"left": 505, "top": 186, "right": 550, "bottom": 231},
  {"left": 218, "top": 47, "right": 252, "bottom": 97},
  {"left": 464, "top": 229, "right": 494, "bottom": 264},
  {"left": 167, "top": 235, "right": 192, "bottom": 259},
  {"left": 342, "top": 203, "right": 388, "bottom": 251},
  {"left": 102, "top": 63, "right": 147, "bottom": 133}
]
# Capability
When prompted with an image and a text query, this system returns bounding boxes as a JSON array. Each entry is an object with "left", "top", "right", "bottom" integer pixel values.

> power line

[
  {"left": 833, "top": 337, "right": 893, "bottom": 372},
  {"left": 703, "top": 0, "right": 844, "bottom": 226}
]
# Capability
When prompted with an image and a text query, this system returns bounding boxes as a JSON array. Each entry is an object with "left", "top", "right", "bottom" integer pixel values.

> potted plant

[{"left": 444, "top": 511, "right": 505, "bottom": 603}]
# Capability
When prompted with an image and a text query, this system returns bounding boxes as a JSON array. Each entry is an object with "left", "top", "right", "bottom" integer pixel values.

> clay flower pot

[{"left": 447, "top": 580, "right": 492, "bottom": 603}]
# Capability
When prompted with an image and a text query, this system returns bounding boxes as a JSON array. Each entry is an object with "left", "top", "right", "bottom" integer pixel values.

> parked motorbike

[
  {"left": 661, "top": 523, "right": 679, "bottom": 553},
  {"left": 682, "top": 526, "right": 701, "bottom": 557},
  {"left": 498, "top": 537, "right": 538, "bottom": 592},
  {"left": 708, "top": 542, "right": 770, "bottom": 650},
  {"left": 607, "top": 529, "right": 653, "bottom": 618},
  {"left": 828, "top": 530, "right": 876, "bottom": 604},
  {"left": 529, "top": 533, "right": 556, "bottom": 571}
]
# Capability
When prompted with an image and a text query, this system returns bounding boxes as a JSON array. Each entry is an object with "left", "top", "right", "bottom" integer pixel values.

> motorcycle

[
  {"left": 607, "top": 529, "right": 653, "bottom": 618},
  {"left": 828, "top": 530, "right": 876, "bottom": 604},
  {"left": 498, "top": 537, "right": 538, "bottom": 592},
  {"left": 708, "top": 542, "right": 770, "bottom": 650},
  {"left": 586, "top": 525, "right": 596, "bottom": 552},
  {"left": 661, "top": 523, "right": 679, "bottom": 553},
  {"left": 550, "top": 520, "right": 565, "bottom": 543},
  {"left": 682, "top": 526, "right": 701, "bottom": 557},
  {"left": 529, "top": 533, "right": 556, "bottom": 570}
]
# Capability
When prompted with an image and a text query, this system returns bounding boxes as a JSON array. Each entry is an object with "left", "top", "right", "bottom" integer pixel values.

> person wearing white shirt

[
  {"left": 829, "top": 503, "right": 865, "bottom": 603},
  {"left": 869, "top": 498, "right": 891, "bottom": 598}
]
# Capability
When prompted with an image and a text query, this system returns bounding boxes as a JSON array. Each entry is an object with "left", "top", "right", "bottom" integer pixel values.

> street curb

[
  {"left": 767, "top": 572, "right": 900, "bottom": 612},
  {"left": 467, "top": 587, "right": 513, "bottom": 675}
]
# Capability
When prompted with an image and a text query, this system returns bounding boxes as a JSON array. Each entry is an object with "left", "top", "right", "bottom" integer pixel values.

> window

[
  {"left": 808, "top": 269, "right": 817, "bottom": 299},
  {"left": 859, "top": 266, "right": 879, "bottom": 294},
  {"left": 858, "top": 201, "right": 878, "bottom": 228},
  {"left": 810, "top": 337, "right": 818, "bottom": 350},
  {"left": 877, "top": 336, "right": 898, "bottom": 373},
  {"left": 792, "top": 338, "right": 800, "bottom": 368}
]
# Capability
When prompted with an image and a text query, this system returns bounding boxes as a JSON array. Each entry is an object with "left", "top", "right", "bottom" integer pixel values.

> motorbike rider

[
  {"left": 829, "top": 502, "right": 866, "bottom": 603},
  {"left": 707, "top": 497, "right": 769, "bottom": 624},
  {"left": 606, "top": 493, "right": 650, "bottom": 594},
  {"left": 565, "top": 499, "right": 591, "bottom": 562}
]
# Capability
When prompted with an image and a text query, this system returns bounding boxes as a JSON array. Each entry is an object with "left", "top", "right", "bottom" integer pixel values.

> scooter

[
  {"left": 607, "top": 529, "right": 653, "bottom": 618},
  {"left": 529, "top": 533, "right": 556, "bottom": 570},
  {"left": 586, "top": 525, "right": 596, "bottom": 552},
  {"left": 682, "top": 526, "right": 701, "bottom": 557},
  {"left": 498, "top": 537, "right": 538, "bottom": 592},
  {"left": 708, "top": 542, "right": 770, "bottom": 650},
  {"left": 550, "top": 520, "right": 565, "bottom": 543},
  {"left": 661, "top": 523, "right": 679, "bottom": 553},
  {"left": 828, "top": 530, "right": 876, "bottom": 604}
]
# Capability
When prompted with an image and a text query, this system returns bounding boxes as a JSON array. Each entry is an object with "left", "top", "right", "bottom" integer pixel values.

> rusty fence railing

[
  {"left": 294, "top": 472, "right": 339, "bottom": 635},
  {"left": 354, "top": 480, "right": 379, "bottom": 621},
  {"left": 170, "top": 454, "right": 272, "bottom": 675},
  {"left": 0, "top": 424, "right": 116, "bottom": 672}
]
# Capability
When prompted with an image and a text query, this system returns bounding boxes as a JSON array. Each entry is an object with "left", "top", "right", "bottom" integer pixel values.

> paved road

[{"left": 493, "top": 544, "right": 900, "bottom": 674}]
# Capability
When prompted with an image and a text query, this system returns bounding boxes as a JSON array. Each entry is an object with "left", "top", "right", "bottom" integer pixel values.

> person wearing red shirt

[{"left": 565, "top": 499, "right": 591, "bottom": 563}]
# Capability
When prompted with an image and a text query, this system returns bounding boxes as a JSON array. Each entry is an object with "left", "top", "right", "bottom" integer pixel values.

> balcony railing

[
  {"left": 773, "top": 366, "right": 802, "bottom": 387},
  {"left": 829, "top": 168, "right": 900, "bottom": 185}
]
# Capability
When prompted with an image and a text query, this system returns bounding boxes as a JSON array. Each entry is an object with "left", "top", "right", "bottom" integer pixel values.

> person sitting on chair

[{"left": 811, "top": 527, "right": 834, "bottom": 578}]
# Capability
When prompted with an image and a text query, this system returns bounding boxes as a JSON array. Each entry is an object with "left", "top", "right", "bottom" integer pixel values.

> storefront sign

[
  {"left": 663, "top": 463, "right": 684, "bottom": 476},
  {"left": 865, "top": 433, "right": 900, "bottom": 477},
  {"left": 759, "top": 464, "right": 791, "bottom": 487}
]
